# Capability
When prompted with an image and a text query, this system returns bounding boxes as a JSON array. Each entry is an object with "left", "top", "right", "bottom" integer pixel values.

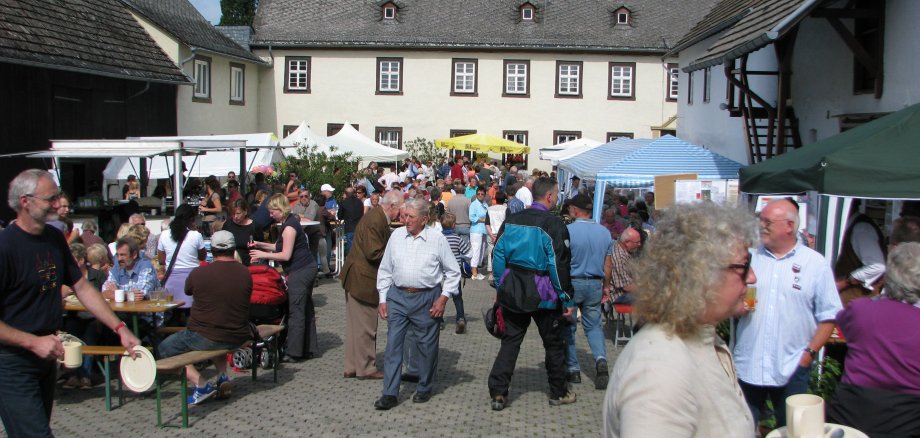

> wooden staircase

[{"left": 742, "top": 105, "right": 802, "bottom": 164}]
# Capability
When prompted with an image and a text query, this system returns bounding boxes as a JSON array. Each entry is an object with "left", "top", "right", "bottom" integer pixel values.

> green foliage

[
  {"left": 403, "top": 137, "right": 444, "bottom": 164},
  {"left": 276, "top": 144, "right": 360, "bottom": 197},
  {"left": 809, "top": 355, "right": 842, "bottom": 400},
  {"left": 219, "top": 0, "right": 256, "bottom": 26}
]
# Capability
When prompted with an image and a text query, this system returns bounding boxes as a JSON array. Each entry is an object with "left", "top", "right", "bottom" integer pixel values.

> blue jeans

[
  {"left": 452, "top": 281, "right": 465, "bottom": 322},
  {"left": 565, "top": 278, "right": 607, "bottom": 372},
  {"left": 344, "top": 231, "right": 354, "bottom": 255},
  {"left": 739, "top": 364, "right": 812, "bottom": 427},
  {"left": 158, "top": 329, "right": 241, "bottom": 359},
  {"left": 454, "top": 225, "right": 470, "bottom": 246},
  {"left": 0, "top": 345, "right": 57, "bottom": 437}
]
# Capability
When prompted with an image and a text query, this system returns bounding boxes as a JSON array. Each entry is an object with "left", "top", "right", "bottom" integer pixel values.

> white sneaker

[{"left": 474, "top": 274, "right": 486, "bottom": 280}]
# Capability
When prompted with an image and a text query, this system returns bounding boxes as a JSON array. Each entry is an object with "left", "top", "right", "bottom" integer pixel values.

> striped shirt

[
  {"left": 609, "top": 242, "right": 634, "bottom": 293},
  {"left": 443, "top": 232, "right": 471, "bottom": 266}
]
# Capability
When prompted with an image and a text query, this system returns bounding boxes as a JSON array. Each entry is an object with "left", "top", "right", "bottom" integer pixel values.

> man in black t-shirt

[
  {"left": 337, "top": 186, "right": 365, "bottom": 254},
  {"left": 0, "top": 169, "right": 141, "bottom": 437}
]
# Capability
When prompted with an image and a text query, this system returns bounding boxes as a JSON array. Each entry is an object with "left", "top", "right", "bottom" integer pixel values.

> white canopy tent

[
  {"left": 281, "top": 121, "right": 408, "bottom": 166},
  {"left": 103, "top": 133, "right": 280, "bottom": 180},
  {"left": 538, "top": 138, "right": 603, "bottom": 163}
]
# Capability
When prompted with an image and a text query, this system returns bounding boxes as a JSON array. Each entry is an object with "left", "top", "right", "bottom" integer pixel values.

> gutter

[
  {"left": 179, "top": 47, "right": 198, "bottom": 66},
  {"left": 0, "top": 56, "right": 191, "bottom": 85}
]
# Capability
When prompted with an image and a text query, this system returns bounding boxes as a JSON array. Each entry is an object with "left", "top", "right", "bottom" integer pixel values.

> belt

[
  {"left": 572, "top": 276, "right": 603, "bottom": 280},
  {"left": 396, "top": 286, "right": 434, "bottom": 293}
]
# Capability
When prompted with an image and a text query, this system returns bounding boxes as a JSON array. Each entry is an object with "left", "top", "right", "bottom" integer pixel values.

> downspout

[{"left": 179, "top": 47, "right": 199, "bottom": 66}]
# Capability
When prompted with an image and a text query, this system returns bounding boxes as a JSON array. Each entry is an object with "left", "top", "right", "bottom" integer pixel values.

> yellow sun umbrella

[{"left": 434, "top": 134, "right": 530, "bottom": 154}]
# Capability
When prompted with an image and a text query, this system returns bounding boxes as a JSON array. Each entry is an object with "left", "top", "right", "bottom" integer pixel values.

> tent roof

[
  {"left": 281, "top": 121, "right": 408, "bottom": 163},
  {"left": 597, "top": 135, "right": 745, "bottom": 187},
  {"left": 435, "top": 133, "right": 530, "bottom": 154},
  {"left": 539, "top": 138, "right": 603, "bottom": 162},
  {"left": 740, "top": 102, "right": 920, "bottom": 199},
  {"left": 557, "top": 137, "right": 646, "bottom": 181},
  {"left": 29, "top": 139, "right": 247, "bottom": 159}
]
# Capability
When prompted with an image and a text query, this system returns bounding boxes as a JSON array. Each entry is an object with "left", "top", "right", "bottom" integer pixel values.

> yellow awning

[{"left": 434, "top": 134, "right": 530, "bottom": 154}]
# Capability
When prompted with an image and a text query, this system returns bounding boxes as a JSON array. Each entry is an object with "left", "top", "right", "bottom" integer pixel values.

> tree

[
  {"left": 219, "top": 0, "right": 256, "bottom": 26},
  {"left": 275, "top": 143, "right": 360, "bottom": 197},
  {"left": 403, "top": 137, "right": 446, "bottom": 164}
]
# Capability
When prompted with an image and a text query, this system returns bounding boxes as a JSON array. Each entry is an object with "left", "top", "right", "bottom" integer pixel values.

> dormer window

[
  {"left": 614, "top": 7, "right": 631, "bottom": 25},
  {"left": 520, "top": 2, "right": 535, "bottom": 21},
  {"left": 381, "top": 2, "right": 397, "bottom": 20}
]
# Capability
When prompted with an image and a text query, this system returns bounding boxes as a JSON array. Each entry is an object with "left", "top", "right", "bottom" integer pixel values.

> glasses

[
  {"left": 726, "top": 254, "right": 752, "bottom": 279},
  {"left": 25, "top": 192, "right": 62, "bottom": 202},
  {"left": 760, "top": 217, "right": 792, "bottom": 228},
  {"left": 299, "top": 195, "right": 310, "bottom": 198}
]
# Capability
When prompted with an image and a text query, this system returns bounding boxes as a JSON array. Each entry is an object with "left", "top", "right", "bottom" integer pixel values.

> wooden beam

[{"left": 826, "top": 17, "right": 878, "bottom": 76}]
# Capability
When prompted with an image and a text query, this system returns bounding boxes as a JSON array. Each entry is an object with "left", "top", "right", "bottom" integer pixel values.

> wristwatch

[{"left": 803, "top": 347, "right": 817, "bottom": 357}]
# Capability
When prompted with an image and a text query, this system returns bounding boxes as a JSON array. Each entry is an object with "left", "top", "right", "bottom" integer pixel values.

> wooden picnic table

[{"left": 65, "top": 299, "right": 185, "bottom": 337}]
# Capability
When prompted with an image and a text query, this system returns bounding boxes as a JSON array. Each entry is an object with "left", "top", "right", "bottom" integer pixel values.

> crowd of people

[{"left": 2, "top": 156, "right": 920, "bottom": 437}]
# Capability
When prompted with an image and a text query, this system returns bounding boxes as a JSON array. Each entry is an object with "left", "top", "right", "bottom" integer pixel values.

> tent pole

[
  {"left": 173, "top": 149, "right": 183, "bottom": 212},
  {"left": 239, "top": 148, "right": 247, "bottom": 196}
]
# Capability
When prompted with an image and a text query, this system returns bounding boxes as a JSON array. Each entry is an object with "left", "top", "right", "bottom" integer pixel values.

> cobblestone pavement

[{"left": 42, "top": 275, "right": 621, "bottom": 437}]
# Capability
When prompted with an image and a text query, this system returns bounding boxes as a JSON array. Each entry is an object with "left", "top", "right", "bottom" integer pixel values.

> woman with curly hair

[{"left": 604, "top": 202, "right": 758, "bottom": 437}]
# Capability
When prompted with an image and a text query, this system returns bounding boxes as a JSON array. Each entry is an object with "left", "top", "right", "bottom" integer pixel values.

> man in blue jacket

[{"left": 487, "top": 177, "right": 575, "bottom": 411}]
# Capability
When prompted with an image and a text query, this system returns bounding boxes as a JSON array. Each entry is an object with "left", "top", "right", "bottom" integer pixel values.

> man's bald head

[
  {"left": 619, "top": 227, "right": 642, "bottom": 254},
  {"left": 759, "top": 199, "right": 799, "bottom": 253}
]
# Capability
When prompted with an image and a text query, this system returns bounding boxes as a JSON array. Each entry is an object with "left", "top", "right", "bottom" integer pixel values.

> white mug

[
  {"left": 114, "top": 289, "right": 126, "bottom": 303},
  {"left": 786, "top": 394, "right": 825, "bottom": 438},
  {"left": 60, "top": 341, "right": 82, "bottom": 369},
  {"left": 126, "top": 289, "right": 135, "bottom": 302}
]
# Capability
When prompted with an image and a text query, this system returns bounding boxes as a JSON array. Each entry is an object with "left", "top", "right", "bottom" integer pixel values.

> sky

[{"left": 190, "top": 0, "right": 221, "bottom": 24}]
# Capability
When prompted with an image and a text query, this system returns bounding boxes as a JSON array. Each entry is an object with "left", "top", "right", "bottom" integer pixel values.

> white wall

[
  {"left": 791, "top": 0, "right": 920, "bottom": 144},
  {"left": 256, "top": 49, "right": 677, "bottom": 173}
]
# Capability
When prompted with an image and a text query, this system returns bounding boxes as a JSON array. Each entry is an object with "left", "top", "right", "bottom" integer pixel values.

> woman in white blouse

[
  {"left": 157, "top": 204, "right": 206, "bottom": 313},
  {"left": 604, "top": 203, "right": 758, "bottom": 438}
]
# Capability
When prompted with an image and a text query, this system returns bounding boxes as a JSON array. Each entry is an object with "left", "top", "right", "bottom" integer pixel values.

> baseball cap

[
  {"left": 210, "top": 230, "right": 235, "bottom": 250},
  {"left": 320, "top": 183, "right": 335, "bottom": 192},
  {"left": 569, "top": 193, "right": 593, "bottom": 211}
]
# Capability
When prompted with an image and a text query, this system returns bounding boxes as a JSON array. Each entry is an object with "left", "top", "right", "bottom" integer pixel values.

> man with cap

[
  {"left": 158, "top": 230, "right": 253, "bottom": 405},
  {"left": 564, "top": 194, "right": 613, "bottom": 389},
  {"left": 320, "top": 183, "right": 339, "bottom": 268}
]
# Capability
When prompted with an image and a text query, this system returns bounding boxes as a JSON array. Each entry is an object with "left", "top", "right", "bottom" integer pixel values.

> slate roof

[
  {"left": 123, "top": 0, "right": 264, "bottom": 64},
  {"left": 672, "top": 0, "right": 818, "bottom": 72},
  {"left": 252, "top": 0, "right": 721, "bottom": 53},
  {"left": 217, "top": 26, "right": 254, "bottom": 51},
  {"left": 665, "top": 0, "right": 757, "bottom": 56},
  {"left": 0, "top": 0, "right": 190, "bottom": 83}
]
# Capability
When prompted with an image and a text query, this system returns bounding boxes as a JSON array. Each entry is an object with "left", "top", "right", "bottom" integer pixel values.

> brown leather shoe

[
  {"left": 357, "top": 370, "right": 384, "bottom": 380},
  {"left": 344, "top": 371, "right": 357, "bottom": 378}
]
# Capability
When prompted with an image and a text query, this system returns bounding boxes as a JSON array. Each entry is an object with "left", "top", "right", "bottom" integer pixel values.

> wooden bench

[
  {"left": 156, "top": 349, "right": 230, "bottom": 428},
  {"left": 156, "top": 326, "right": 185, "bottom": 336},
  {"left": 153, "top": 325, "right": 285, "bottom": 428},
  {"left": 81, "top": 346, "right": 128, "bottom": 411}
]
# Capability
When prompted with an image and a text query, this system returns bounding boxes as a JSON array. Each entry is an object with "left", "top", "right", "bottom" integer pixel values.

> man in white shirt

[
  {"left": 378, "top": 165, "right": 400, "bottom": 191},
  {"left": 373, "top": 199, "right": 461, "bottom": 410},
  {"left": 516, "top": 176, "right": 534, "bottom": 208}
]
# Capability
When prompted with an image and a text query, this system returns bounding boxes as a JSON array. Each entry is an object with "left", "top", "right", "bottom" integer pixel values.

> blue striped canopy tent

[
  {"left": 590, "top": 135, "right": 745, "bottom": 220},
  {"left": 556, "top": 137, "right": 646, "bottom": 201}
]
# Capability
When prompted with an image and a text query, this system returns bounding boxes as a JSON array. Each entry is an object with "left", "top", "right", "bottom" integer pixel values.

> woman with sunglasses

[{"left": 604, "top": 203, "right": 757, "bottom": 437}]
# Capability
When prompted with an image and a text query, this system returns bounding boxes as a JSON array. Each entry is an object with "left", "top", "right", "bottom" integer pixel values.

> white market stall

[
  {"left": 281, "top": 121, "right": 407, "bottom": 166},
  {"left": 538, "top": 138, "right": 603, "bottom": 163}
]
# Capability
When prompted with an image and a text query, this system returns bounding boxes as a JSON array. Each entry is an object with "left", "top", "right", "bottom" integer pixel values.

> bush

[{"left": 276, "top": 144, "right": 360, "bottom": 196}]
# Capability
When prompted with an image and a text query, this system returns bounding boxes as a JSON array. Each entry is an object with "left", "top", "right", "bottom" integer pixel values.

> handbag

[{"left": 161, "top": 233, "right": 187, "bottom": 284}]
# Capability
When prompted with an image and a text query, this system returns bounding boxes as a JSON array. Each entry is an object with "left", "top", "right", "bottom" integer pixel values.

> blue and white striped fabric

[{"left": 557, "top": 137, "right": 645, "bottom": 183}]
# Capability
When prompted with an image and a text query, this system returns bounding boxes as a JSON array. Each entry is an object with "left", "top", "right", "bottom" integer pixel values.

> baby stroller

[{"left": 231, "top": 264, "right": 288, "bottom": 371}]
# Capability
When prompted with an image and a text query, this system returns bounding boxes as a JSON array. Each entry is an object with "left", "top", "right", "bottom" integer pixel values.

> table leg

[
  {"left": 103, "top": 357, "right": 111, "bottom": 411},
  {"left": 180, "top": 368, "right": 188, "bottom": 428},
  {"left": 131, "top": 314, "right": 140, "bottom": 338},
  {"left": 156, "top": 379, "right": 162, "bottom": 427}
]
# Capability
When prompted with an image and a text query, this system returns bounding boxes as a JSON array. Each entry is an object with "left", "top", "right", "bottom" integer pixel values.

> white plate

[
  {"left": 765, "top": 424, "right": 868, "bottom": 438},
  {"left": 120, "top": 346, "right": 156, "bottom": 393}
]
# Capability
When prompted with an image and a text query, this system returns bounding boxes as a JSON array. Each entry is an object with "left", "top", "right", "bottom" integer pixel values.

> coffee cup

[
  {"left": 127, "top": 289, "right": 136, "bottom": 302},
  {"left": 60, "top": 341, "right": 83, "bottom": 369},
  {"left": 786, "top": 394, "right": 825, "bottom": 438},
  {"left": 115, "top": 289, "right": 126, "bottom": 303}
]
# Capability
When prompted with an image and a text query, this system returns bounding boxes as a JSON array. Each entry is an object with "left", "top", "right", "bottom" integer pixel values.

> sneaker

[
  {"left": 549, "top": 391, "right": 577, "bottom": 406},
  {"left": 455, "top": 319, "right": 466, "bottom": 334},
  {"left": 473, "top": 274, "right": 486, "bottom": 280},
  {"left": 216, "top": 374, "right": 232, "bottom": 399},
  {"left": 187, "top": 383, "right": 217, "bottom": 406},
  {"left": 567, "top": 371, "right": 581, "bottom": 384},
  {"left": 78, "top": 376, "right": 93, "bottom": 389},
  {"left": 491, "top": 394, "right": 507, "bottom": 411},
  {"left": 62, "top": 375, "right": 80, "bottom": 389},
  {"left": 595, "top": 359, "right": 609, "bottom": 390}
]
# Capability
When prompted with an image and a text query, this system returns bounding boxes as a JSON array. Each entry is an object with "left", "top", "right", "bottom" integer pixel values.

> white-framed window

[
  {"left": 606, "top": 132, "right": 634, "bottom": 142},
  {"left": 609, "top": 62, "right": 635, "bottom": 99},
  {"left": 193, "top": 56, "right": 211, "bottom": 101},
  {"left": 377, "top": 58, "right": 402, "bottom": 94},
  {"left": 504, "top": 60, "right": 529, "bottom": 96},
  {"left": 522, "top": 7, "right": 533, "bottom": 21},
  {"left": 554, "top": 131, "right": 581, "bottom": 144},
  {"left": 557, "top": 61, "right": 582, "bottom": 97},
  {"left": 503, "top": 131, "right": 529, "bottom": 169},
  {"left": 376, "top": 127, "right": 402, "bottom": 149},
  {"left": 452, "top": 59, "right": 477, "bottom": 95},
  {"left": 383, "top": 5, "right": 395, "bottom": 19},
  {"left": 285, "top": 57, "right": 310, "bottom": 93},
  {"left": 703, "top": 67, "right": 711, "bottom": 102},
  {"left": 615, "top": 8, "right": 631, "bottom": 25},
  {"left": 667, "top": 63, "right": 679, "bottom": 101},
  {"left": 229, "top": 63, "right": 244, "bottom": 104}
]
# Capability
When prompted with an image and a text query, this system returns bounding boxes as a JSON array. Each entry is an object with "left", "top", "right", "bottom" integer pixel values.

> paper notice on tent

[
  {"left": 653, "top": 173, "right": 697, "bottom": 209},
  {"left": 675, "top": 179, "right": 737, "bottom": 206}
]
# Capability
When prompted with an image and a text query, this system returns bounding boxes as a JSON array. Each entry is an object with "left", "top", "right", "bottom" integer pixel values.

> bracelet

[
  {"left": 803, "top": 347, "right": 817, "bottom": 357},
  {"left": 113, "top": 321, "right": 127, "bottom": 334}
]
